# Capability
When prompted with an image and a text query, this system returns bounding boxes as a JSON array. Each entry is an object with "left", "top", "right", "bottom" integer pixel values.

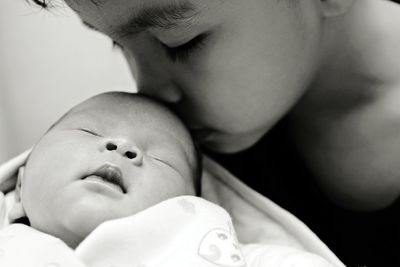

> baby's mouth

[{"left": 82, "top": 164, "right": 127, "bottom": 194}]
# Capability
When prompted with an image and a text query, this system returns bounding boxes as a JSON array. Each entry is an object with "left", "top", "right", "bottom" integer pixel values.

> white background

[{"left": 0, "top": 0, "right": 136, "bottom": 163}]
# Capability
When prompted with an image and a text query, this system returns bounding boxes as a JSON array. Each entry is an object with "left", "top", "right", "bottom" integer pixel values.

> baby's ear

[
  {"left": 319, "top": 0, "right": 355, "bottom": 17},
  {"left": 8, "top": 166, "right": 27, "bottom": 222}
]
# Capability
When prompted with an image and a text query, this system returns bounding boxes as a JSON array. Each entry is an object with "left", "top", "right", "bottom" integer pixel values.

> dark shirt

[{"left": 205, "top": 119, "right": 400, "bottom": 267}]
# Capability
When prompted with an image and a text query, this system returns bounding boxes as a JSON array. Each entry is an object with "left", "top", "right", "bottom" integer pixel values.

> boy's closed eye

[{"left": 158, "top": 33, "right": 208, "bottom": 63}]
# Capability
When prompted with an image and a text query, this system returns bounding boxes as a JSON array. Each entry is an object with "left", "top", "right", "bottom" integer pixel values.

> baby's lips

[{"left": 84, "top": 163, "right": 127, "bottom": 194}]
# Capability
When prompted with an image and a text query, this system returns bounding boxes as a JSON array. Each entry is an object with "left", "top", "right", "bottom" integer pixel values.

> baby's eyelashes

[
  {"left": 152, "top": 156, "right": 171, "bottom": 167},
  {"left": 78, "top": 128, "right": 103, "bottom": 137},
  {"left": 150, "top": 155, "right": 182, "bottom": 174}
]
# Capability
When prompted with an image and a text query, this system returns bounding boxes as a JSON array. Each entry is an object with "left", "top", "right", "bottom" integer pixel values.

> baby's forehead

[
  {"left": 46, "top": 92, "right": 199, "bottom": 182},
  {"left": 58, "top": 93, "right": 193, "bottom": 147},
  {"left": 73, "top": 93, "right": 180, "bottom": 125},
  {"left": 70, "top": 93, "right": 196, "bottom": 164}
]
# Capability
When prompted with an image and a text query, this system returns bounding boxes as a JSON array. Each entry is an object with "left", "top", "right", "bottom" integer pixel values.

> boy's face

[
  {"left": 21, "top": 94, "right": 196, "bottom": 246},
  {"left": 67, "top": 0, "right": 324, "bottom": 153}
]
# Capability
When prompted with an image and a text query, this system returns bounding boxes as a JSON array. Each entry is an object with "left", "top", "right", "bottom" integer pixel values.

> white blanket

[
  {"left": 0, "top": 196, "right": 335, "bottom": 267},
  {"left": 0, "top": 151, "right": 345, "bottom": 267}
]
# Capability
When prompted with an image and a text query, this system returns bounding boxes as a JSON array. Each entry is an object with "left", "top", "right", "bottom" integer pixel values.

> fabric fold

[{"left": 0, "top": 151, "right": 345, "bottom": 267}]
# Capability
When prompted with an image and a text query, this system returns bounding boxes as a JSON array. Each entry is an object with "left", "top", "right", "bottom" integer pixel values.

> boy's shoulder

[{"left": 289, "top": 0, "right": 400, "bottom": 211}]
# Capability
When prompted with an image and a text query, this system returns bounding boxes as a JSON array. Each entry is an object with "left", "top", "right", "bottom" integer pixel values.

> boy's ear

[
  {"left": 319, "top": 0, "right": 355, "bottom": 17},
  {"left": 8, "top": 166, "right": 27, "bottom": 222}
]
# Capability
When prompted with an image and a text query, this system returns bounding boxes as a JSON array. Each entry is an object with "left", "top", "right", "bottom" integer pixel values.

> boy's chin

[{"left": 201, "top": 130, "right": 265, "bottom": 154}]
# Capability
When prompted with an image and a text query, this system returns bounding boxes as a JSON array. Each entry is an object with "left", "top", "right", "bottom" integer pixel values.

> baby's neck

[{"left": 32, "top": 223, "right": 85, "bottom": 249}]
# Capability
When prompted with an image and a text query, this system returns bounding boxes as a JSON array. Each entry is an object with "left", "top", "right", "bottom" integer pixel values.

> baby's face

[{"left": 20, "top": 93, "right": 197, "bottom": 247}]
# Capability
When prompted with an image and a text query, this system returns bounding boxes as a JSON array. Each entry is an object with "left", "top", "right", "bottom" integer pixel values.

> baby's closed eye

[{"left": 77, "top": 128, "right": 102, "bottom": 137}]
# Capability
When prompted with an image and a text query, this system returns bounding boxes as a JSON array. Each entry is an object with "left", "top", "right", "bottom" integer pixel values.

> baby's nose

[{"left": 101, "top": 138, "right": 143, "bottom": 166}]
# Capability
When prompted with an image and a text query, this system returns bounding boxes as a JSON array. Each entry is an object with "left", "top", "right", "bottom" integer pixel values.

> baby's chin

[
  {"left": 55, "top": 215, "right": 118, "bottom": 248},
  {"left": 36, "top": 203, "right": 131, "bottom": 248}
]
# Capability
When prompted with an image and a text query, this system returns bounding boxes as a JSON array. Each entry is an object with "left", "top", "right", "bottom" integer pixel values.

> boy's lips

[{"left": 82, "top": 164, "right": 127, "bottom": 194}]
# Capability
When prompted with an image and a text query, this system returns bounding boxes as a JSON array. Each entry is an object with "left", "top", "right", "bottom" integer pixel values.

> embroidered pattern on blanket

[{"left": 198, "top": 228, "right": 245, "bottom": 267}]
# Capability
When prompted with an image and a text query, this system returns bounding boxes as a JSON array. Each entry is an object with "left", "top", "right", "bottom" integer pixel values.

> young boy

[
  {"left": 0, "top": 92, "right": 334, "bottom": 266},
  {"left": 22, "top": 0, "right": 400, "bottom": 265}
]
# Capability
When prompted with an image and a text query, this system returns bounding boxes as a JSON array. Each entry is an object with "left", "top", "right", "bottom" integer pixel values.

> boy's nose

[
  {"left": 138, "top": 83, "right": 182, "bottom": 104},
  {"left": 100, "top": 138, "right": 143, "bottom": 166}
]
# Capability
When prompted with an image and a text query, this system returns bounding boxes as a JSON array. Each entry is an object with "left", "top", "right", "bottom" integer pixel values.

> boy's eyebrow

[{"left": 83, "top": 1, "right": 199, "bottom": 39}]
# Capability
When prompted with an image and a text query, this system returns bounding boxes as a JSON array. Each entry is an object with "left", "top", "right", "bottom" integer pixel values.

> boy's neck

[
  {"left": 284, "top": 0, "right": 400, "bottom": 210},
  {"left": 291, "top": 0, "right": 400, "bottom": 118},
  {"left": 316, "top": 0, "right": 400, "bottom": 94}
]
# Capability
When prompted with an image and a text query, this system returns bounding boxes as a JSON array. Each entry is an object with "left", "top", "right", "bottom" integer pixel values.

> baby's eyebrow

[{"left": 83, "top": 1, "right": 199, "bottom": 39}]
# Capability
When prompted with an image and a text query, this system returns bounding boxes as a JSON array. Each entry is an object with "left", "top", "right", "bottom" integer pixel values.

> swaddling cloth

[
  {"left": 0, "top": 196, "right": 333, "bottom": 267},
  {"left": 0, "top": 152, "right": 345, "bottom": 266}
]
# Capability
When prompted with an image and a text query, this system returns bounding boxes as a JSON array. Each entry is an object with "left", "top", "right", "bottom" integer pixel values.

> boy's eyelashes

[
  {"left": 159, "top": 33, "right": 207, "bottom": 63},
  {"left": 111, "top": 33, "right": 207, "bottom": 62}
]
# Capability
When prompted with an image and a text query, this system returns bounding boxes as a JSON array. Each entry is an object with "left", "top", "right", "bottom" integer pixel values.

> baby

[
  {"left": 8, "top": 91, "right": 202, "bottom": 247},
  {"left": 1, "top": 92, "right": 334, "bottom": 267}
]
